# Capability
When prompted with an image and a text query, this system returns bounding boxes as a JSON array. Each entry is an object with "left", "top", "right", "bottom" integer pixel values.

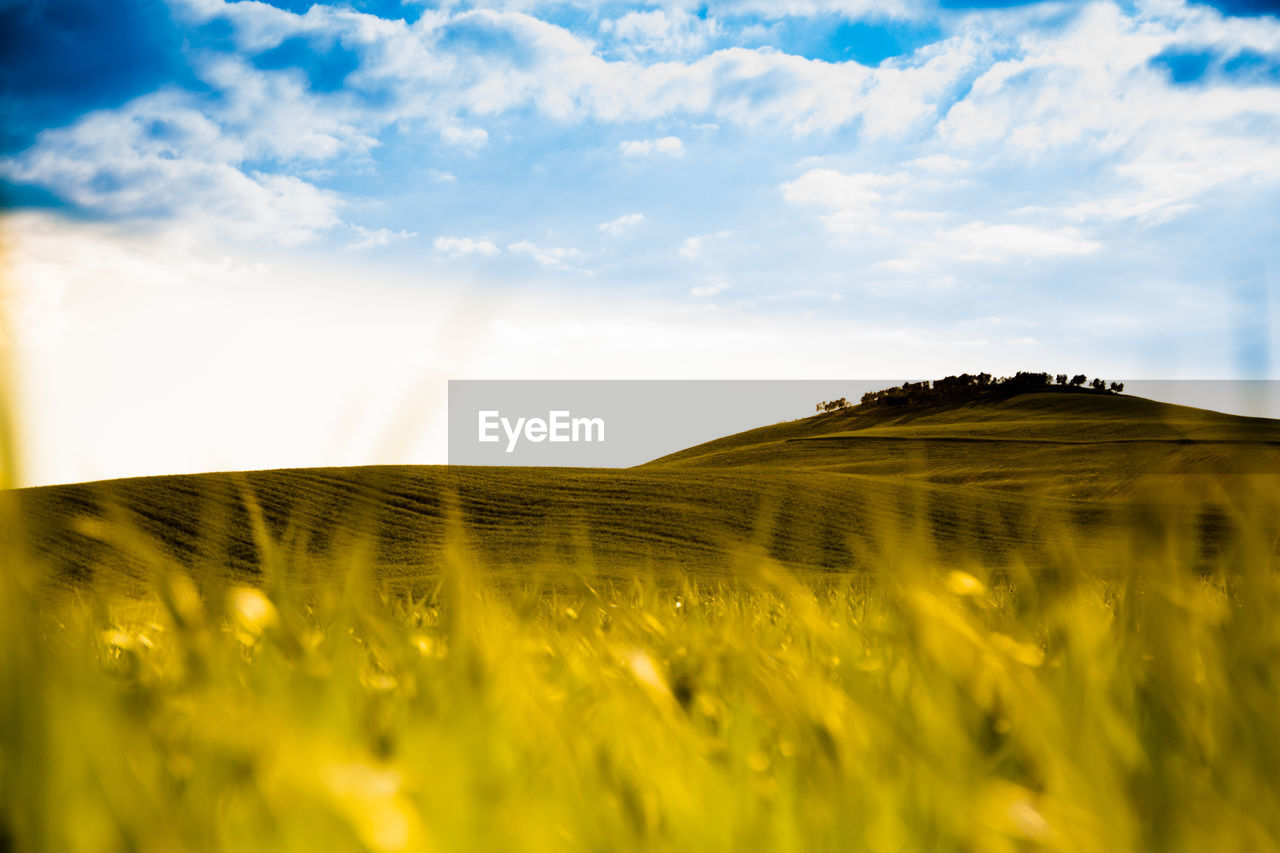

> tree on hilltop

[{"left": 841, "top": 371, "right": 1124, "bottom": 413}]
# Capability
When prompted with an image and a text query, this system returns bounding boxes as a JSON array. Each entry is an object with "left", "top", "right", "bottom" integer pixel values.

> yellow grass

[{"left": 4, "top": 477, "right": 1280, "bottom": 851}]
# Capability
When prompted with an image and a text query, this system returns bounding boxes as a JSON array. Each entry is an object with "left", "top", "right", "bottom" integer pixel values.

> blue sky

[{"left": 2, "top": 0, "right": 1279, "bottom": 484}]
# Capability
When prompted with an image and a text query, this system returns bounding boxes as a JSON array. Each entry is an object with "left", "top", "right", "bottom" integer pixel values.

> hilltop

[
  {"left": 646, "top": 390, "right": 1280, "bottom": 495},
  {"left": 820, "top": 371, "right": 1125, "bottom": 413}
]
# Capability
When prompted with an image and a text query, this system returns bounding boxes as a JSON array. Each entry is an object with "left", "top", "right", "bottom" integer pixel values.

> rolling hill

[
  {"left": 647, "top": 390, "right": 1280, "bottom": 495},
  {"left": 8, "top": 391, "right": 1278, "bottom": 592}
]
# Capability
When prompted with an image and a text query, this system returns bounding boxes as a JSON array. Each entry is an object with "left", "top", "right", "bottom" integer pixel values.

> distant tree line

[{"left": 815, "top": 372, "right": 1124, "bottom": 413}]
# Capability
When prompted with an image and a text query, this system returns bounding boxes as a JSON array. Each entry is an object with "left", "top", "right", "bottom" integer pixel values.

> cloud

[
  {"left": 678, "top": 230, "right": 732, "bottom": 259},
  {"left": 781, "top": 169, "right": 908, "bottom": 233},
  {"left": 0, "top": 107, "right": 344, "bottom": 246},
  {"left": 601, "top": 9, "right": 721, "bottom": 58},
  {"left": 939, "top": 222, "right": 1102, "bottom": 260},
  {"left": 619, "top": 136, "right": 685, "bottom": 156},
  {"left": 781, "top": 169, "right": 907, "bottom": 209},
  {"left": 7, "top": 0, "right": 1280, "bottom": 324},
  {"left": 933, "top": 1, "right": 1280, "bottom": 221},
  {"left": 508, "top": 240, "right": 582, "bottom": 267},
  {"left": 691, "top": 279, "right": 730, "bottom": 297},
  {"left": 413, "top": 10, "right": 930, "bottom": 134},
  {"left": 598, "top": 212, "right": 645, "bottom": 235},
  {"left": 441, "top": 125, "right": 489, "bottom": 148},
  {"left": 0, "top": 54, "right": 378, "bottom": 245},
  {"left": 0, "top": 3, "right": 982, "bottom": 243},
  {"left": 434, "top": 236, "right": 500, "bottom": 256},
  {"left": 347, "top": 225, "right": 417, "bottom": 250},
  {"left": 679, "top": 237, "right": 702, "bottom": 259},
  {"left": 907, "top": 154, "right": 970, "bottom": 173},
  {"left": 872, "top": 258, "right": 924, "bottom": 273}
]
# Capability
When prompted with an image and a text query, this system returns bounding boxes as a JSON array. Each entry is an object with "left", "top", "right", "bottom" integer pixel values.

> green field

[{"left": 4, "top": 390, "right": 1280, "bottom": 850}]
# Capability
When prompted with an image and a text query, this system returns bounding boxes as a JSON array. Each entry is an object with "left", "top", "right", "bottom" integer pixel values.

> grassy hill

[
  {"left": 647, "top": 391, "right": 1280, "bottom": 497},
  {"left": 9, "top": 391, "right": 1278, "bottom": 592}
]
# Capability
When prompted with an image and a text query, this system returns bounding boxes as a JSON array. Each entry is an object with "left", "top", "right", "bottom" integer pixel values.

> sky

[{"left": 2, "top": 0, "right": 1279, "bottom": 486}]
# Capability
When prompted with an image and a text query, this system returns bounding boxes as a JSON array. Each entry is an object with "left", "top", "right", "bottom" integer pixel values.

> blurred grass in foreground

[{"left": 3, "top": 480, "right": 1280, "bottom": 853}]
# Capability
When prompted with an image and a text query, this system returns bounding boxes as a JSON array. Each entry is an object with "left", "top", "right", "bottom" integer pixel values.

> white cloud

[
  {"left": 6, "top": 0, "right": 1280, "bottom": 372},
  {"left": 601, "top": 9, "right": 720, "bottom": 58},
  {"left": 678, "top": 229, "right": 732, "bottom": 259},
  {"left": 934, "top": 1, "right": 1280, "bottom": 221},
  {"left": 619, "top": 136, "right": 685, "bottom": 157},
  {"left": 428, "top": 169, "right": 457, "bottom": 183},
  {"left": 781, "top": 169, "right": 906, "bottom": 210},
  {"left": 187, "top": 2, "right": 951, "bottom": 141},
  {"left": 347, "top": 226, "right": 417, "bottom": 250},
  {"left": 598, "top": 212, "right": 645, "bottom": 235},
  {"left": 29, "top": 0, "right": 1280, "bottom": 253},
  {"left": 691, "top": 279, "right": 730, "bottom": 297},
  {"left": 434, "top": 236, "right": 500, "bottom": 256},
  {"left": 168, "top": 0, "right": 320, "bottom": 52},
  {"left": 1, "top": 121, "right": 343, "bottom": 246},
  {"left": 441, "top": 125, "right": 489, "bottom": 148},
  {"left": 781, "top": 169, "right": 908, "bottom": 234},
  {"left": 710, "top": 0, "right": 920, "bottom": 17},
  {"left": 0, "top": 55, "right": 377, "bottom": 246},
  {"left": 196, "top": 54, "right": 376, "bottom": 162},
  {"left": 872, "top": 258, "right": 923, "bottom": 273},
  {"left": 507, "top": 240, "right": 582, "bottom": 268},
  {"left": 908, "top": 154, "right": 970, "bottom": 173},
  {"left": 940, "top": 222, "right": 1102, "bottom": 261},
  {"left": 0, "top": 4, "right": 980, "bottom": 244}
]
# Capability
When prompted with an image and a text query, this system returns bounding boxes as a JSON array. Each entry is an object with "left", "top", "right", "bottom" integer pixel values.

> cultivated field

[{"left": 4, "top": 391, "right": 1280, "bottom": 851}]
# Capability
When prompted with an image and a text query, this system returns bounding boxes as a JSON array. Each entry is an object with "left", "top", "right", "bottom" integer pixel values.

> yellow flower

[
  {"left": 228, "top": 586, "right": 278, "bottom": 637},
  {"left": 945, "top": 570, "right": 986, "bottom": 597}
]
